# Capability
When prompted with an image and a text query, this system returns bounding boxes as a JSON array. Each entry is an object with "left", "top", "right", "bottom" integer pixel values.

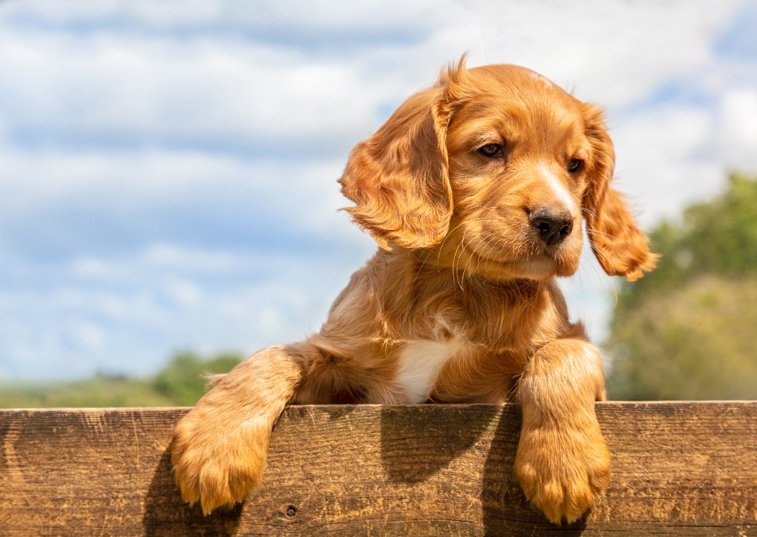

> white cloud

[
  {"left": 3, "top": 0, "right": 447, "bottom": 34},
  {"left": 164, "top": 278, "right": 203, "bottom": 308},
  {"left": 457, "top": 0, "right": 747, "bottom": 105},
  {"left": 0, "top": 32, "right": 384, "bottom": 150},
  {"left": 0, "top": 148, "right": 355, "bottom": 238},
  {"left": 68, "top": 320, "right": 107, "bottom": 350},
  {"left": 612, "top": 105, "right": 723, "bottom": 225},
  {"left": 3, "top": 0, "right": 742, "bottom": 158},
  {"left": 141, "top": 244, "right": 249, "bottom": 273},
  {"left": 720, "top": 88, "right": 757, "bottom": 169}
]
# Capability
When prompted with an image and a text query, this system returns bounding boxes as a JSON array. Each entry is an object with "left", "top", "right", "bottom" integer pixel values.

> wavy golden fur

[{"left": 170, "top": 59, "right": 657, "bottom": 525}]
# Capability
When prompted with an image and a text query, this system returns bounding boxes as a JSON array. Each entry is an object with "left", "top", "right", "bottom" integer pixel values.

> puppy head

[{"left": 339, "top": 59, "right": 657, "bottom": 281}]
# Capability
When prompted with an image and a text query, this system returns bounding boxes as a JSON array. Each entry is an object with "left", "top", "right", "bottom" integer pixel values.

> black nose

[{"left": 529, "top": 207, "right": 574, "bottom": 246}]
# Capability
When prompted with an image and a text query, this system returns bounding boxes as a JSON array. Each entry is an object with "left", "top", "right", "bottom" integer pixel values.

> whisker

[{"left": 436, "top": 220, "right": 469, "bottom": 265}]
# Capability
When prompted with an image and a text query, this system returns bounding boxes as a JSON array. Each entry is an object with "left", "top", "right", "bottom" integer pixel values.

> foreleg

[{"left": 513, "top": 339, "right": 610, "bottom": 524}]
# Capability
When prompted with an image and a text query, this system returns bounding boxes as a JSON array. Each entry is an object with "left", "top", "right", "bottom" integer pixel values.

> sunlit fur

[{"left": 170, "top": 59, "right": 657, "bottom": 524}]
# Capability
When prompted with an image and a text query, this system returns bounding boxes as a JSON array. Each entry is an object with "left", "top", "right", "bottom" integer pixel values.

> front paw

[
  {"left": 170, "top": 408, "right": 271, "bottom": 515},
  {"left": 513, "top": 421, "right": 611, "bottom": 524}
]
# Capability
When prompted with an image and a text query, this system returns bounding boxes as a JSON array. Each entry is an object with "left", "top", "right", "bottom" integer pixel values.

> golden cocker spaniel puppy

[{"left": 170, "top": 59, "right": 656, "bottom": 525}]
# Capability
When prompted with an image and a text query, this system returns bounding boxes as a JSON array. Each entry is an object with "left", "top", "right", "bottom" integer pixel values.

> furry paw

[
  {"left": 170, "top": 407, "right": 271, "bottom": 515},
  {"left": 514, "top": 421, "right": 611, "bottom": 524}
]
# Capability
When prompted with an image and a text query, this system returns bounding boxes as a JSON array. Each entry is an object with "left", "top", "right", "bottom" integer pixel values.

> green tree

[
  {"left": 152, "top": 352, "right": 242, "bottom": 406},
  {"left": 608, "top": 173, "right": 757, "bottom": 400}
]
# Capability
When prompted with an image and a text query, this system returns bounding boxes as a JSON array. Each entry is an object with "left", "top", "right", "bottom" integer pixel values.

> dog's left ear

[
  {"left": 339, "top": 85, "right": 453, "bottom": 249},
  {"left": 582, "top": 104, "right": 658, "bottom": 281}
]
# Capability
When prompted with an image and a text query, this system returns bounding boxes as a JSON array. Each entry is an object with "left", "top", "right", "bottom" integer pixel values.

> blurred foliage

[
  {"left": 0, "top": 352, "right": 242, "bottom": 408},
  {"left": 608, "top": 173, "right": 757, "bottom": 400},
  {"left": 609, "top": 276, "right": 757, "bottom": 399},
  {"left": 152, "top": 352, "right": 243, "bottom": 406}
]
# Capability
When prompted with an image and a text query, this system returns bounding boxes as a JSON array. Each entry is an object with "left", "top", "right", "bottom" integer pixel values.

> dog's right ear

[{"left": 339, "top": 85, "right": 454, "bottom": 249}]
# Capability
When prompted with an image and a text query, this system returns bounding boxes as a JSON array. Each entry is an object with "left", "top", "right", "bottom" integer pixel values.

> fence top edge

[{"left": 0, "top": 400, "right": 756, "bottom": 415}]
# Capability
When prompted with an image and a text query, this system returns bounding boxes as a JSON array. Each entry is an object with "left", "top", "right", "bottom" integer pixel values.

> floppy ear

[
  {"left": 582, "top": 105, "right": 658, "bottom": 281},
  {"left": 338, "top": 86, "right": 453, "bottom": 249}
]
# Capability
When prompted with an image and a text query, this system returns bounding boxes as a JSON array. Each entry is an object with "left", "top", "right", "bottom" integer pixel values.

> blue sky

[{"left": 1, "top": 0, "right": 756, "bottom": 379}]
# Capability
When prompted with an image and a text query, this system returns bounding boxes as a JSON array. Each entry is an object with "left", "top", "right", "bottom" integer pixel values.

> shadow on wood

[
  {"left": 379, "top": 405, "right": 498, "bottom": 483},
  {"left": 142, "top": 448, "right": 243, "bottom": 537}
]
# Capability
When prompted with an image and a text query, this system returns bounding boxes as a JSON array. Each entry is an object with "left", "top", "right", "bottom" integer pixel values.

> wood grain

[{"left": 1, "top": 403, "right": 755, "bottom": 536}]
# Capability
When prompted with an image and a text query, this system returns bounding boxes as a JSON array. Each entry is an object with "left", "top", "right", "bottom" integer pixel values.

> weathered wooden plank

[{"left": 0, "top": 403, "right": 755, "bottom": 536}]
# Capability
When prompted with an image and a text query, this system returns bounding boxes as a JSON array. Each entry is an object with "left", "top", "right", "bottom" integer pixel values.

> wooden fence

[{"left": 1, "top": 402, "right": 755, "bottom": 536}]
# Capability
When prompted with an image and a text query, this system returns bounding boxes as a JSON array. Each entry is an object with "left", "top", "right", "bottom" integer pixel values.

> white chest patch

[{"left": 395, "top": 340, "right": 459, "bottom": 403}]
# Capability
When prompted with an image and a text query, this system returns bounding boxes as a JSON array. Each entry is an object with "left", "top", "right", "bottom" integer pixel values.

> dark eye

[
  {"left": 478, "top": 143, "right": 504, "bottom": 158},
  {"left": 567, "top": 158, "right": 584, "bottom": 173}
]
